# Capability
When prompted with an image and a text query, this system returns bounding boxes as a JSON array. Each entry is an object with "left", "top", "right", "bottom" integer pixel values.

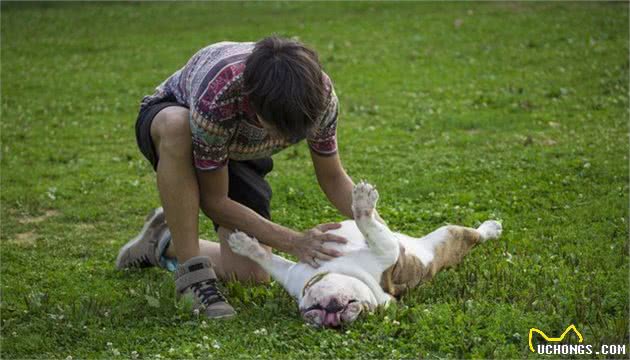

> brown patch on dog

[
  {"left": 380, "top": 226, "right": 482, "bottom": 297},
  {"left": 429, "top": 226, "right": 481, "bottom": 273},
  {"left": 380, "top": 245, "right": 428, "bottom": 297},
  {"left": 18, "top": 210, "right": 59, "bottom": 224}
]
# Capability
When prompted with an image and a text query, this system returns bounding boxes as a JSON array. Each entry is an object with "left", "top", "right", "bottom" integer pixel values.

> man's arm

[
  {"left": 310, "top": 150, "right": 354, "bottom": 218},
  {"left": 196, "top": 166, "right": 345, "bottom": 266},
  {"left": 311, "top": 150, "right": 384, "bottom": 222}
]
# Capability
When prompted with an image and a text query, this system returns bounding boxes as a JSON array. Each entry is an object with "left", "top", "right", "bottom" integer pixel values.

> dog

[{"left": 227, "top": 182, "right": 502, "bottom": 328}]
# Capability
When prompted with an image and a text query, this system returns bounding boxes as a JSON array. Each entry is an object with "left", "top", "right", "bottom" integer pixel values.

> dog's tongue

[{"left": 324, "top": 312, "right": 340, "bottom": 327}]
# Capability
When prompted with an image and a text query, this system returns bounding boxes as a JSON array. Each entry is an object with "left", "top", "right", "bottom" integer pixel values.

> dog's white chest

[{"left": 321, "top": 220, "right": 369, "bottom": 254}]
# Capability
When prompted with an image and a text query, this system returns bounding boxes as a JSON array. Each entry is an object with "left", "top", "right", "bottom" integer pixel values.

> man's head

[{"left": 244, "top": 36, "right": 327, "bottom": 139}]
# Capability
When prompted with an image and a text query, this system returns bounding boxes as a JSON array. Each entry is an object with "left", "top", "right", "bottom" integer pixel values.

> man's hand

[{"left": 292, "top": 223, "right": 347, "bottom": 267}]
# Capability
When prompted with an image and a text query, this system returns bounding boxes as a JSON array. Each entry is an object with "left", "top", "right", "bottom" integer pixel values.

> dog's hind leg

[
  {"left": 382, "top": 221, "right": 502, "bottom": 297},
  {"left": 424, "top": 220, "right": 502, "bottom": 278},
  {"left": 352, "top": 181, "right": 399, "bottom": 264}
]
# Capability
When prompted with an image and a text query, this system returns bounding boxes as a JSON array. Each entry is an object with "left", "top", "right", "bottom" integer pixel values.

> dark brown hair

[{"left": 244, "top": 36, "right": 326, "bottom": 139}]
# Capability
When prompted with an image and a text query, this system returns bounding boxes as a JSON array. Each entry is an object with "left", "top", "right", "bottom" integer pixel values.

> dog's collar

[{"left": 302, "top": 272, "right": 330, "bottom": 297}]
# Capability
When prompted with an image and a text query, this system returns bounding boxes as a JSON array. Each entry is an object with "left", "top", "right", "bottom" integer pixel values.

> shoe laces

[
  {"left": 129, "top": 254, "right": 152, "bottom": 268},
  {"left": 190, "top": 279, "right": 227, "bottom": 306}
]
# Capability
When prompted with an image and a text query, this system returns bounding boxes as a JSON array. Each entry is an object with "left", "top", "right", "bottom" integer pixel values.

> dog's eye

[{"left": 347, "top": 299, "right": 358, "bottom": 304}]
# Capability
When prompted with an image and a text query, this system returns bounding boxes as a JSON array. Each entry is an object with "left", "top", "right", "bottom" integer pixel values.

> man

[{"left": 116, "top": 36, "right": 366, "bottom": 319}]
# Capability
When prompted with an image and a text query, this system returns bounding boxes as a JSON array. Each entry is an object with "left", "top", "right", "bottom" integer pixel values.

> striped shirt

[{"left": 140, "top": 42, "right": 338, "bottom": 171}]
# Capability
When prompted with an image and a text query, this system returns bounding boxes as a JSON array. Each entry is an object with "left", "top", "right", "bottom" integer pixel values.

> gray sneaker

[
  {"left": 116, "top": 207, "right": 170, "bottom": 269},
  {"left": 175, "top": 256, "right": 236, "bottom": 319}
]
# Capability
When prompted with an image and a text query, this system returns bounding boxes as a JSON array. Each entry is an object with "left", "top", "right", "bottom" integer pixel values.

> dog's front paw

[
  {"left": 228, "top": 231, "right": 267, "bottom": 259},
  {"left": 477, "top": 220, "right": 502, "bottom": 242},
  {"left": 352, "top": 181, "right": 379, "bottom": 219}
]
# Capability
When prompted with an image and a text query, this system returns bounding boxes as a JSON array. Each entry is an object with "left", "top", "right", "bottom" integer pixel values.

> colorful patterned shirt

[{"left": 140, "top": 41, "right": 338, "bottom": 171}]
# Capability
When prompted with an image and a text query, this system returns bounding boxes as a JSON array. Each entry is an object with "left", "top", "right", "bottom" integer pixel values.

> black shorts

[{"left": 135, "top": 96, "right": 273, "bottom": 231}]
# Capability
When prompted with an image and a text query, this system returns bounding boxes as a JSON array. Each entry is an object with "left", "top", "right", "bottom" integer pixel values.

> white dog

[{"left": 227, "top": 182, "right": 502, "bottom": 328}]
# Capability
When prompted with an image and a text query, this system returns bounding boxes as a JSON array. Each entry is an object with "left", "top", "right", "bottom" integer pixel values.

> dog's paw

[
  {"left": 228, "top": 231, "right": 267, "bottom": 259},
  {"left": 477, "top": 220, "right": 502, "bottom": 242},
  {"left": 352, "top": 181, "right": 379, "bottom": 219}
]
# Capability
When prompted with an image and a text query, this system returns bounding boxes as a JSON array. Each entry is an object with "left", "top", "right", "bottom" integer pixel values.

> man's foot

[
  {"left": 115, "top": 207, "right": 170, "bottom": 269},
  {"left": 175, "top": 256, "right": 236, "bottom": 319}
]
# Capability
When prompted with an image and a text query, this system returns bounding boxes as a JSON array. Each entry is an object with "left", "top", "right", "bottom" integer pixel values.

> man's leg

[
  {"left": 151, "top": 108, "right": 270, "bottom": 284},
  {"left": 150, "top": 106, "right": 200, "bottom": 263},
  {"left": 149, "top": 106, "right": 235, "bottom": 318},
  {"left": 125, "top": 105, "right": 272, "bottom": 284}
]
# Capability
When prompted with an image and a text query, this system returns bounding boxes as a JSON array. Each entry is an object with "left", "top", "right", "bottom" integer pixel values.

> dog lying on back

[{"left": 228, "top": 182, "right": 502, "bottom": 328}]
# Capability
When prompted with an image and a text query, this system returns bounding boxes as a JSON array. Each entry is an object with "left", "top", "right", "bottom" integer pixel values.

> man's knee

[{"left": 150, "top": 107, "right": 191, "bottom": 157}]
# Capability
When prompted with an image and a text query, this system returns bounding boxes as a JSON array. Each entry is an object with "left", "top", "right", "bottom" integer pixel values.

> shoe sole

[
  {"left": 115, "top": 207, "right": 165, "bottom": 269},
  {"left": 178, "top": 293, "right": 236, "bottom": 319},
  {"left": 208, "top": 312, "right": 237, "bottom": 319}
]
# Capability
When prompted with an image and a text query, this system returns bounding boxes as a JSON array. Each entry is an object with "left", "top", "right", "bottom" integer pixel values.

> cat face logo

[{"left": 528, "top": 324, "right": 584, "bottom": 352}]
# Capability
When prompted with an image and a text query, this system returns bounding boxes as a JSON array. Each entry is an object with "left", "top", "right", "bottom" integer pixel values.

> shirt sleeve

[{"left": 307, "top": 75, "right": 339, "bottom": 156}]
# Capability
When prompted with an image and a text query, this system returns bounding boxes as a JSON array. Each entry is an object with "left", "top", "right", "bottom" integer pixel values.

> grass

[{"left": 1, "top": 1, "right": 628, "bottom": 359}]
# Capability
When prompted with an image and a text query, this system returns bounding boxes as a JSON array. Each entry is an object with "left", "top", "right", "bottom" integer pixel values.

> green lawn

[{"left": 1, "top": 2, "right": 628, "bottom": 359}]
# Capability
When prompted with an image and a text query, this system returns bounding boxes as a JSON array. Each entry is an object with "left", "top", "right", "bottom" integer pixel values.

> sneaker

[
  {"left": 175, "top": 256, "right": 236, "bottom": 319},
  {"left": 116, "top": 207, "right": 170, "bottom": 269}
]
